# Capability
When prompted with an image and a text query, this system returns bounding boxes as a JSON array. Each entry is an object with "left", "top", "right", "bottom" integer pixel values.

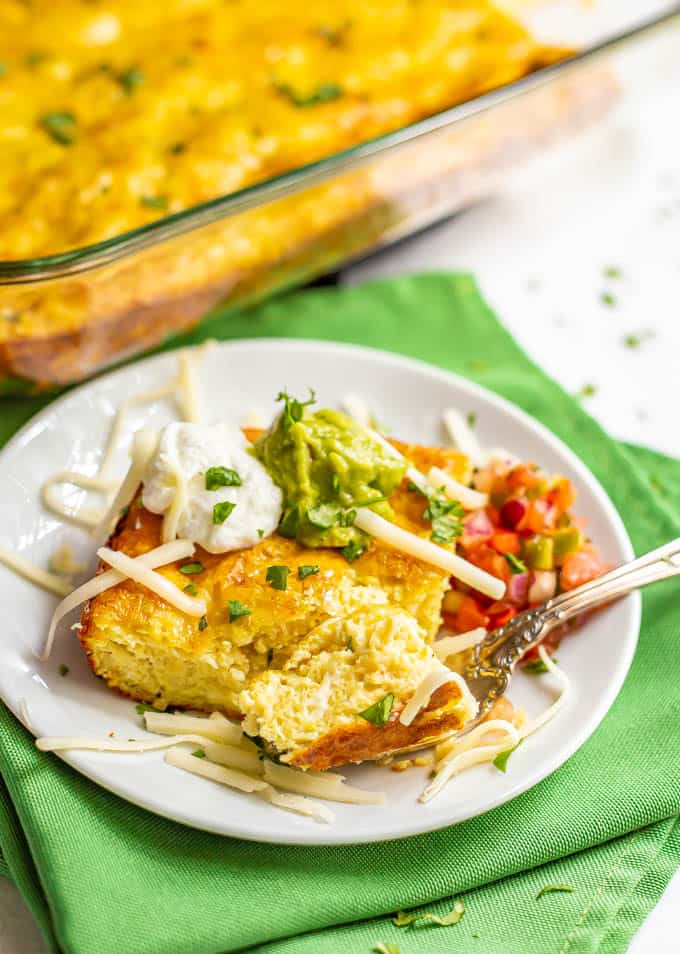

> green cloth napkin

[{"left": 0, "top": 274, "right": 678, "bottom": 954}]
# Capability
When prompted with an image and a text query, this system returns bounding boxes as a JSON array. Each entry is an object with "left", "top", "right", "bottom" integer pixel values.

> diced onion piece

[
  {"left": 0, "top": 544, "right": 72, "bottom": 598},
  {"left": 165, "top": 747, "right": 267, "bottom": 793},
  {"left": 97, "top": 546, "right": 206, "bottom": 617},
  {"left": 399, "top": 668, "right": 476, "bottom": 727},
  {"left": 443, "top": 408, "right": 483, "bottom": 464},
  {"left": 41, "top": 539, "right": 195, "bottom": 660},
  {"left": 92, "top": 429, "right": 158, "bottom": 543},
  {"left": 262, "top": 761, "right": 385, "bottom": 805},
  {"left": 260, "top": 787, "right": 334, "bottom": 824},
  {"left": 41, "top": 470, "right": 116, "bottom": 528},
  {"left": 36, "top": 733, "right": 211, "bottom": 753},
  {"left": 434, "top": 628, "right": 486, "bottom": 660},
  {"left": 199, "top": 740, "right": 262, "bottom": 774},
  {"left": 354, "top": 508, "right": 505, "bottom": 600},
  {"left": 144, "top": 711, "right": 243, "bottom": 745},
  {"left": 405, "top": 466, "right": 430, "bottom": 495},
  {"left": 428, "top": 466, "right": 489, "bottom": 511}
]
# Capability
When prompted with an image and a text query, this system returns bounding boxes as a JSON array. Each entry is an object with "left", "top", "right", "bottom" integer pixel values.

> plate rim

[{"left": 0, "top": 337, "right": 640, "bottom": 845}]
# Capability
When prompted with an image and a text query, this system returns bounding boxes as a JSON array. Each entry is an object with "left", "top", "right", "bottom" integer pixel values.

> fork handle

[{"left": 542, "top": 548, "right": 680, "bottom": 627}]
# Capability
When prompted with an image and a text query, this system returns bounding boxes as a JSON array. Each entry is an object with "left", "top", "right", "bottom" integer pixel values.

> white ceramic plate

[{"left": 0, "top": 340, "right": 639, "bottom": 846}]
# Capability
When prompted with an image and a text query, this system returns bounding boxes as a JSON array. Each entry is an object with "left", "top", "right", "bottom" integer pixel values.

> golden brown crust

[{"left": 288, "top": 683, "right": 468, "bottom": 771}]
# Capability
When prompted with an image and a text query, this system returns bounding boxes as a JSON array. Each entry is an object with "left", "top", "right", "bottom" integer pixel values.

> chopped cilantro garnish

[
  {"left": 624, "top": 334, "right": 640, "bottom": 349},
  {"left": 198, "top": 615, "right": 208, "bottom": 631},
  {"left": 298, "top": 564, "right": 320, "bottom": 580},
  {"left": 118, "top": 66, "right": 144, "bottom": 94},
  {"left": 536, "top": 884, "right": 575, "bottom": 900},
  {"left": 492, "top": 740, "right": 522, "bottom": 772},
  {"left": 522, "top": 657, "right": 556, "bottom": 674},
  {"left": 213, "top": 500, "right": 236, "bottom": 525},
  {"left": 342, "top": 538, "right": 367, "bottom": 562},
  {"left": 205, "top": 466, "right": 241, "bottom": 490},
  {"left": 228, "top": 599, "right": 251, "bottom": 623},
  {"left": 346, "top": 636, "right": 355, "bottom": 652},
  {"left": 25, "top": 51, "right": 48, "bottom": 67},
  {"left": 266, "top": 648, "right": 274, "bottom": 666},
  {"left": 604, "top": 265, "right": 622, "bottom": 278},
  {"left": 600, "top": 291, "right": 617, "bottom": 307},
  {"left": 135, "top": 703, "right": 156, "bottom": 715},
  {"left": 466, "top": 411, "right": 477, "bottom": 429},
  {"left": 307, "top": 503, "right": 340, "bottom": 529},
  {"left": 504, "top": 553, "right": 527, "bottom": 575},
  {"left": 58, "top": 664, "right": 69, "bottom": 677},
  {"left": 278, "top": 506, "right": 300, "bottom": 538},
  {"left": 358, "top": 693, "right": 394, "bottom": 726},
  {"left": 140, "top": 195, "right": 169, "bottom": 211},
  {"left": 170, "top": 141, "right": 187, "bottom": 155},
  {"left": 393, "top": 900, "right": 465, "bottom": 928},
  {"left": 183, "top": 583, "right": 198, "bottom": 596},
  {"left": 192, "top": 748, "right": 206, "bottom": 759},
  {"left": 257, "top": 528, "right": 265, "bottom": 539},
  {"left": 576, "top": 383, "right": 597, "bottom": 400},
  {"left": 40, "top": 112, "right": 77, "bottom": 145},
  {"left": 276, "top": 389, "right": 315, "bottom": 428},
  {"left": 424, "top": 490, "right": 464, "bottom": 545},
  {"left": 179, "top": 561, "right": 204, "bottom": 575},
  {"left": 276, "top": 82, "right": 343, "bottom": 107},
  {"left": 266, "top": 565, "right": 290, "bottom": 590}
]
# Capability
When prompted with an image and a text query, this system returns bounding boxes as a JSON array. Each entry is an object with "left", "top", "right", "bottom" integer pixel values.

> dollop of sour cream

[{"left": 142, "top": 422, "right": 282, "bottom": 553}]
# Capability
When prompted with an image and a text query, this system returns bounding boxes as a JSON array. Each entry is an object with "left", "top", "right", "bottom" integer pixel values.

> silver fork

[{"left": 463, "top": 537, "right": 680, "bottom": 716}]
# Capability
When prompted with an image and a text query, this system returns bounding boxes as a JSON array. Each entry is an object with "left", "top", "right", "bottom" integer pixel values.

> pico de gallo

[{"left": 441, "top": 456, "right": 605, "bottom": 661}]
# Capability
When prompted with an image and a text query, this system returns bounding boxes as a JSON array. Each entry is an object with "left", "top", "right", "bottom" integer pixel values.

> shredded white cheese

[
  {"left": 354, "top": 508, "right": 505, "bottom": 600},
  {"left": 41, "top": 470, "right": 117, "bottom": 529},
  {"left": 165, "top": 746, "right": 268, "bottom": 793},
  {"left": 143, "top": 711, "right": 242, "bottom": 745},
  {"left": 92, "top": 430, "right": 158, "bottom": 543},
  {"left": 443, "top": 408, "right": 484, "bottom": 465},
  {"left": 41, "top": 539, "right": 195, "bottom": 660},
  {"left": 97, "top": 547, "right": 207, "bottom": 617},
  {"left": 0, "top": 544, "right": 72, "bottom": 597},
  {"left": 262, "top": 761, "right": 385, "bottom": 805},
  {"left": 399, "top": 668, "right": 477, "bottom": 727},
  {"left": 421, "top": 649, "right": 571, "bottom": 802},
  {"left": 427, "top": 466, "right": 488, "bottom": 511},
  {"left": 36, "top": 733, "right": 215, "bottom": 753},
  {"left": 434, "top": 628, "right": 487, "bottom": 660}
]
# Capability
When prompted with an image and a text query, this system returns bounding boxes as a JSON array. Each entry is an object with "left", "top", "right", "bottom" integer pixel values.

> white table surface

[{"left": 1, "top": 12, "right": 678, "bottom": 954}]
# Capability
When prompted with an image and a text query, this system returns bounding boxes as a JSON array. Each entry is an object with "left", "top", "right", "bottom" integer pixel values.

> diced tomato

[
  {"left": 524, "top": 499, "right": 549, "bottom": 534},
  {"left": 465, "top": 544, "right": 511, "bottom": 584},
  {"left": 560, "top": 549, "right": 602, "bottom": 590},
  {"left": 506, "top": 464, "right": 541, "bottom": 492},
  {"left": 490, "top": 531, "right": 520, "bottom": 555},
  {"left": 454, "top": 596, "right": 490, "bottom": 633},
  {"left": 486, "top": 602, "right": 517, "bottom": 628},
  {"left": 546, "top": 477, "right": 576, "bottom": 519}
]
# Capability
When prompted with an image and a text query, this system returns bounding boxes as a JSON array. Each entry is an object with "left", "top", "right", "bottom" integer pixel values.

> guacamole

[{"left": 254, "top": 392, "right": 406, "bottom": 550}]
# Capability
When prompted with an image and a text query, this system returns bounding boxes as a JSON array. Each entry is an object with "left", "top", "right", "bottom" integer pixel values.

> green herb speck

[
  {"left": 266, "top": 565, "right": 290, "bottom": 591},
  {"left": 179, "top": 561, "right": 204, "bottom": 575},
  {"left": 504, "top": 553, "right": 527, "bottom": 575},
  {"left": 140, "top": 195, "right": 169, "bottom": 211},
  {"left": 198, "top": 615, "right": 208, "bottom": 631},
  {"left": 118, "top": 66, "right": 144, "bottom": 94},
  {"left": 227, "top": 599, "right": 251, "bottom": 623},
  {"left": 358, "top": 693, "right": 393, "bottom": 726},
  {"left": 40, "top": 112, "right": 77, "bottom": 145},
  {"left": 213, "top": 500, "right": 236, "bottom": 525},
  {"left": 58, "top": 664, "right": 69, "bottom": 677},
  {"left": 600, "top": 291, "right": 617, "bottom": 307},
  {"left": 298, "top": 564, "right": 320, "bottom": 580},
  {"left": 183, "top": 583, "right": 198, "bottom": 596},
  {"left": 493, "top": 740, "right": 522, "bottom": 772},
  {"left": 192, "top": 748, "right": 206, "bottom": 759},
  {"left": 205, "top": 466, "right": 242, "bottom": 490}
]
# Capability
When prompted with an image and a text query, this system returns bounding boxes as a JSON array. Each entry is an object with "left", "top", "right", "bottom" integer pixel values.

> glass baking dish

[{"left": 0, "top": 1, "right": 677, "bottom": 394}]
